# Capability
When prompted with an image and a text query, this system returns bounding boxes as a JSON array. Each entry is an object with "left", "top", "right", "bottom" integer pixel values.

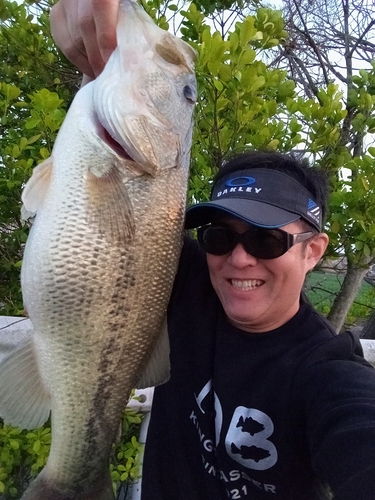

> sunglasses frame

[{"left": 197, "top": 224, "right": 315, "bottom": 260}]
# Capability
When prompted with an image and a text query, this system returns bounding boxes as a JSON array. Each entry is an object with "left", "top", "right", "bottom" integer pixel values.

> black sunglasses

[{"left": 197, "top": 225, "right": 314, "bottom": 260}]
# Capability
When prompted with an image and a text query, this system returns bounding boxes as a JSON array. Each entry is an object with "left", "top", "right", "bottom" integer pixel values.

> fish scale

[{"left": 0, "top": 0, "right": 196, "bottom": 498}]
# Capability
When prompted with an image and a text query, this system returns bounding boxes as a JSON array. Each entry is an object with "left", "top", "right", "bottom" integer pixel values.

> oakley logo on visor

[
  {"left": 225, "top": 176, "right": 256, "bottom": 187},
  {"left": 216, "top": 177, "right": 261, "bottom": 198}
]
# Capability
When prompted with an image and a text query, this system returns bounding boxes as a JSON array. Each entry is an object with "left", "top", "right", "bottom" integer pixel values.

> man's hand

[{"left": 50, "top": 0, "right": 119, "bottom": 79}]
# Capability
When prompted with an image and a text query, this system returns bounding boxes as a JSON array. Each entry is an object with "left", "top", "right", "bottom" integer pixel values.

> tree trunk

[
  {"left": 361, "top": 309, "right": 375, "bottom": 340},
  {"left": 327, "top": 260, "right": 368, "bottom": 333}
]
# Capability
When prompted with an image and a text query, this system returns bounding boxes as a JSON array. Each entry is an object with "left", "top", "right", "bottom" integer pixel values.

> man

[
  {"left": 50, "top": 3, "right": 375, "bottom": 499},
  {"left": 141, "top": 152, "right": 375, "bottom": 500}
]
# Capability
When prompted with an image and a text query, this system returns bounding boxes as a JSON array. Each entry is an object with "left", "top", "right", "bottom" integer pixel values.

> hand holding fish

[{"left": 51, "top": 0, "right": 119, "bottom": 78}]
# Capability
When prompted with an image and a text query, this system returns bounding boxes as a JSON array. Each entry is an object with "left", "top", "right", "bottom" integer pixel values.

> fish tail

[{"left": 21, "top": 469, "right": 115, "bottom": 500}]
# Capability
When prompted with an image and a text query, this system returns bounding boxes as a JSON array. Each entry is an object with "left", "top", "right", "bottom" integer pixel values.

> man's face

[{"left": 206, "top": 216, "right": 328, "bottom": 333}]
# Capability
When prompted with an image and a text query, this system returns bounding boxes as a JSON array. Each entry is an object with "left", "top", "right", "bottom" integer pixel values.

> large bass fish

[{"left": 0, "top": 0, "right": 196, "bottom": 498}]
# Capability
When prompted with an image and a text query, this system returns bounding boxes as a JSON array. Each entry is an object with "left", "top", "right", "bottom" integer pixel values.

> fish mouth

[
  {"left": 96, "top": 118, "right": 135, "bottom": 161},
  {"left": 103, "top": 127, "right": 134, "bottom": 160}
]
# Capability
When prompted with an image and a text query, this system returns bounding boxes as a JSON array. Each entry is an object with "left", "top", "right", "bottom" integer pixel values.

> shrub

[{"left": 0, "top": 407, "right": 143, "bottom": 499}]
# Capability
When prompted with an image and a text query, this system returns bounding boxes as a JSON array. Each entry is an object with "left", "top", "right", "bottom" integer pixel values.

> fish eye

[{"left": 183, "top": 85, "right": 196, "bottom": 104}]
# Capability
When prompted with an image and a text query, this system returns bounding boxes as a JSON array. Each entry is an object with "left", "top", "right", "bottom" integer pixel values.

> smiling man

[{"left": 186, "top": 160, "right": 329, "bottom": 334}]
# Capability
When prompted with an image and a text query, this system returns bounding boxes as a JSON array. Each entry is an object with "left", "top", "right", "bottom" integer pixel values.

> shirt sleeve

[{"left": 294, "top": 331, "right": 375, "bottom": 500}]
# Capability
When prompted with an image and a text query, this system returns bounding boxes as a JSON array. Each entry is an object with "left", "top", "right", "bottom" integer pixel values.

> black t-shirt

[{"left": 142, "top": 237, "right": 375, "bottom": 500}]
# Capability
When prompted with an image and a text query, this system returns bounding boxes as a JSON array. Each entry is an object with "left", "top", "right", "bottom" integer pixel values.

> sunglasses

[{"left": 197, "top": 225, "right": 314, "bottom": 260}]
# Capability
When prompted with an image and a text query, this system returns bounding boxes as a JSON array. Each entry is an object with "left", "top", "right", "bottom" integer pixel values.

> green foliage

[
  {"left": 305, "top": 271, "right": 375, "bottom": 327},
  {"left": 0, "top": 423, "right": 51, "bottom": 498},
  {"left": 193, "top": 0, "right": 240, "bottom": 16},
  {"left": 282, "top": 74, "right": 375, "bottom": 272},
  {"left": 110, "top": 407, "right": 143, "bottom": 495},
  {"left": 139, "top": 0, "right": 170, "bottom": 30},
  {"left": 0, "top": 407, "right": 144, "bottom": 499},
  {"left": 180, "top": 4, "right": 291, "bottom": 203},
  {"left": 0, "top": 82, "right": 66, "bottom": 315},
  {"left": 0, "top": 0, "right": 76, "bottom": 315},
  {"left": 328, "top": 153, "right": 375, "bottom": 264}
]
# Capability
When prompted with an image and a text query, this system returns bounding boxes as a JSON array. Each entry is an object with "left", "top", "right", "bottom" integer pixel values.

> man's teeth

[{"left": 231, "top": 279, "right": 263, "bottom": 291}]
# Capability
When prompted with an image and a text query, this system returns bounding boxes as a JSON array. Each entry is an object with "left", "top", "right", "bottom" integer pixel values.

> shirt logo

[{"left": 225, "top": 407, "right": 278, "bottom": 471}]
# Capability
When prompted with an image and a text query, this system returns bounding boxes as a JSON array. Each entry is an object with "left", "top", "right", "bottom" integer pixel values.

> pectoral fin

[
  {"left": 87, "top": 166, "right": 136, "bottom": 243},
  {"left": 0, "top": 334, "right": 51, "bottom": 429},
  {"left": 136, "top": 318, "right": 170, "bottom": 389},
  {"left": 21, "top": 157, "right": 53, "bottom": 220}
]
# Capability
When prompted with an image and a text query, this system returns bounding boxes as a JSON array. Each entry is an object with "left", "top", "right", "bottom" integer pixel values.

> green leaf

[
  {"left": 33, "top": 440, "right": 41, "bottom": 454},
  {"left": 10, "top": 428, "right": 23, "bottom": 436},
  {"left": 213, "top": 79, "right": 223, "bottom": 91},
  {"left": 240, "top": 16, "right": 256, "bottom": 45},
  {"left": 249, "top": 76, "right": 265, "bottom": 92},
  {"left": 2, "top": 83, "right": 21, "bottom": 101},
  {"left": 239, "top": 49, "right": 255, "bottom": 65},
  {"left": 25, "top": 117, "right": 41, "bottom": 129},
  {"left": 9, "top": 439, "right": 20, "bottom": 450},
  {"left": 27, "top": 134, "right": 42, "bottom": 145}
]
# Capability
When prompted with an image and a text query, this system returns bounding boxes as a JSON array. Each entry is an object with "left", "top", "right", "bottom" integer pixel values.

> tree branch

[
  {"left": 282, "top": 47, "right": 319, "bottom": 97},
  {"left": 349, "top": 20, "right": 375, "bottom": 57},
  {"left": 291, "top": 0, "right": 330, "bottom": 86}
]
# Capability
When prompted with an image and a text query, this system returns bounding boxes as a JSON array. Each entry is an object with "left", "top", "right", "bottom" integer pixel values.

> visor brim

[{"left": 185, "top": 199, "right": 301, "bottom": 230}]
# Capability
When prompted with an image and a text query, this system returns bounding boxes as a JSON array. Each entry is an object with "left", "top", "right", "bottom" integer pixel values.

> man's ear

[{"left": 306, "top": 233, "right": 329, "bottom": 271}]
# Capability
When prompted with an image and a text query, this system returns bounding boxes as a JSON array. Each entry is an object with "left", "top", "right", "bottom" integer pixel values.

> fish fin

[
  {"left": 87, "top": 166, "right": 136, "bottom": 242},
  {"left": 136, "top": 318, "right": 170, "bottom": 389},
  {"left": 21, "top": 157, "right": 53, "bottom": 220},
  {"left": 0, "top": 321, "right": 33, "bottom": 360},
  {"left": 20, "top": 468, "right": 115, "bottom": 500},
  {"left": 0, "top": 334, "right": 51, "bottom": 429}
]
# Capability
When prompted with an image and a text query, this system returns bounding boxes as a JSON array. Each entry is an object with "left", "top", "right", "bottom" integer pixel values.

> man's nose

[{"left": 227, "top": 242, "right": 258, "bottom": 267}]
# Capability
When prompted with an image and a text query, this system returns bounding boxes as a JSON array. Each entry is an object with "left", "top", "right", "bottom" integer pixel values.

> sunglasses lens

[
  {"left": 244, "top": 229, "right": 286, "bottom": 259},
  {"left": 197, "top": 226, "right": 288, "bottom": 259},
  {"left": 198, "top": 226, "right": 236, "bottom": 255}
]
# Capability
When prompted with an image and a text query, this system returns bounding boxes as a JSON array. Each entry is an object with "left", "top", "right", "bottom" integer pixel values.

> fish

[{"left": 0, "top": 0, "right": 196, "bottom": 498}]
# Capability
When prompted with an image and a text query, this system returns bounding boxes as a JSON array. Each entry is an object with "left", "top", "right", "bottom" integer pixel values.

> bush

[{"left": 0, "top": 406, "right": 143, "bottom": 499}]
